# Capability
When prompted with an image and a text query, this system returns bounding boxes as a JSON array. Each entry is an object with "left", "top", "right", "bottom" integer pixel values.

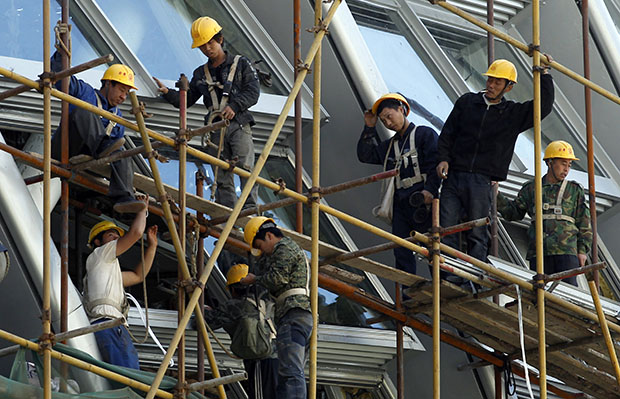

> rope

[
  {"left": 516, "top": 285, "right": 535, "bottom": 399},
  {"left": 127, "top": 236, "right": 150, "bottom": 344},
  {"left": 53, "top": 22, "right": 72, "bottom": 58},
  {"left": 210, "top": 125, "right": 228, "bottom": 202}
]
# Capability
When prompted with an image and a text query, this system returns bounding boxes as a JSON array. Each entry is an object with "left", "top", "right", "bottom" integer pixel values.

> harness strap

[
  {"left": 203, "top": 55, "right": 242, "bottom": 114},
  {"left": 246, "top": 298, "right": 277, "bottom": 338},
  {"left": 95, "top": 94, "right": 119, "bottom": 136},
  {"left": 393, "top": 126, "right": 424, "bottom": 189},
  {"left": 539, "top": 179, "right": 576, "bottom": 223},
  {"left": 275, "top": 256, "right": 311, "bottom": 305},
  {"left": 85, "top": 296, "right": 129, "bottom": 319}
]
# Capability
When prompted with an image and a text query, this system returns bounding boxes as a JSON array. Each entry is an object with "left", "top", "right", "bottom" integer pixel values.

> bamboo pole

[
  {"left": 294, "top": 0, "right": 303, "bottom": 232},
  {"left": 531, "top": 2, "right": 548, "bottom": 397},
  {"left": 395, "top": 283, "right": 404, "bottom": 399},
  {"left": 309, "top": 1, "right": 322, "bottom": 397},
  {"left": 176, "top": 73, "right": 188, "bottom": 399},
  {"left": 431, "top": 199, "right": 441, "bottom": 399},
  {"left": 430, "top": 0, "right": 620, "bottom": 107},
  {"left": 129, "top": 93, "right": 227, "bottom": 399},
  {"left": 42, "top": 1, "right": 52, "bottom": 397},
  {"left": 0, "top": 327, "right": 173, "bottom": 398},
  {"left": 187, "top": 373, "right": 247, "bottom": 392},
  {"left": 195, "top": 170, "right": 206, "bottom": 395},
  {"left": 144, "top": 3, "right": 343, "bottom": 397}
]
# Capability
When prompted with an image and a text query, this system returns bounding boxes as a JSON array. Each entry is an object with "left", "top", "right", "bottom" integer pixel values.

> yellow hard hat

[
  {"left": 244, "top": 216, "right": 276, "bottom": 247},
  {"left": 88, "top": 220, "right": 124, "bottom": 245},
  {"left": 371, "top": 93, "right": 410, "bottom": 116},
  {"left": 102, "top": 64, "right": 138, "bottom": 90},
  {"left": 483, "top": 59, "right": 518, "bottom": 83},
  {"left": 226, "top": 264, "right": 249, "bottom": 286},
  {"left": 543, "top": 140, "right": 579, "bottom": 161},
  {"left": 190, "top": 17, "right": 223, "bottom": 49}
]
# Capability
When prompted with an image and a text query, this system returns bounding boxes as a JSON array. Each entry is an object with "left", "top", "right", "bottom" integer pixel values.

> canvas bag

[{"left": 230, "top": 297, "right": 276, "bottom": 360}]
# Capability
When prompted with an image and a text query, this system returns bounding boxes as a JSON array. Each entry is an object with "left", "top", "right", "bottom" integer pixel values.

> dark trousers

[
  {"left": 392, "top": 195, "right": 431, "bottom": 275},
  {"left": 440, "top": 171, "right": 492, "bottom": 262},
  {"left": 276, "top": 308, "right": 312, "bottom": 399},
  {"left": 51, "top": 107, "right": 134, "bottom": 201},
  {"left": 243, "top": 357, "right": 279, "bottom": 399},
  {"left": 530, "top": 254, "right": 580, "bottom": 286},
  {"left": 208, "top": 121, "right": 258, "bottom": 209}
]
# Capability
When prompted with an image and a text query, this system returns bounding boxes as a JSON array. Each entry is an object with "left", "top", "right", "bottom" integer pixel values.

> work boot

[
  {"left": 113, "top": 197, "right": 146, "bottom": 213},
  {"left": 97, "top": 137, "right": 126, "bottom": 159}
]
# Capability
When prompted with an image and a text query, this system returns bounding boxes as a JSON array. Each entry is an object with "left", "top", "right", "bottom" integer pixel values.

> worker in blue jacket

[
  {"left": 50, "top": 51, "right": 145, "bottom": 213},
  {"left": 436, "top": 59, "right": 554, "bottom": 264},
  {"left": 358, "top": 93, "right": 440, "bottom": 275}
]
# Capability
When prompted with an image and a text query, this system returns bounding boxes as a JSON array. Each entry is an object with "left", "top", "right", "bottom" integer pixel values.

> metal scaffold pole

[
  {"left": 42, "top": 1, "right": 53, "bottom": 398},
  {"left": 309, "top": 1, "right": 322, "bottom": 397},
  {"left": 431, "top": 199, "right": 441, "bottom": 398},
  {"left": 581, "top": 0, "right": 620, "bottom": 384},
  {"left": 196, "top": 170, "right": 206, "bottom": 395},
  {"left": 176, "top": 73, "right": 188, "bottom": 399},
  {"left": 294, "top": 0, "right": 303, "bottom": 232}
]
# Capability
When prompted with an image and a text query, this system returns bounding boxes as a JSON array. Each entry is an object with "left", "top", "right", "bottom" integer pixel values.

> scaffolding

[{"left": 1, "top": 0, "right": 620, "bottom": 398}]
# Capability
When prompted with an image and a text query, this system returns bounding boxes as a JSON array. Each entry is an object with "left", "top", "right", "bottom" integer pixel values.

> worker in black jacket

[
  {"left": 154, "top": 16, "right": 260, "bottom": 209},
  {"left": 436, "top": 59, "right": 554, "bottom": 264},
  {"left": 358, "top": 93, "right": 440, "bottom": 275}
]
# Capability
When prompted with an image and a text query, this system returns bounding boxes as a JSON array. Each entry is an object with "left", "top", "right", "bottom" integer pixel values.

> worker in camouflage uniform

[
  {"left": 204, "top": 264, "right": 278, "bottom": 399},
  {"left": 240, "top": 217, "right": 311, "bottom": 399},
  {"left": 496, "top": 141, "right": 592, "bottom": 286}
]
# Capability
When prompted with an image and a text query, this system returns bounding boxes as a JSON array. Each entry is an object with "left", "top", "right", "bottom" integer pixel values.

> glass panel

[
  {"left": 445, "top": 38, "right": 604, "bottom": 175},
  {"left": 96, "top": 0, "right": 284, "bottom": 94},
  {"left": 0, "top": 1, "right": 99, "bottom": 65},
  {"left": 358, "top": 26, "right": 454, "bottom": 131}
]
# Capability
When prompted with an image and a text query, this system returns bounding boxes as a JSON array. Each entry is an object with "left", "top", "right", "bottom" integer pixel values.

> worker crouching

[{"left": 240, "top": 217, "right": 312, "bottom": 399}]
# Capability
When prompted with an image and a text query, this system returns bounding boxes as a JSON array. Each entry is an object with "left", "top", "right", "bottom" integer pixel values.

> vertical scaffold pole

[
  {"left": 581, "top": 0, "right": 620, "bottom": 384},
  {"left": 395, "top": 283, "right": 404, "bottom": 399},
  {"left": 294, "top": 0, "right": 303, "bottom": 232},
  {"left": 176, "top": 73, "right": 189, "bottom": 398},
  {"left": 129, "top": 93, "right": 227, "bottom": 399},
  {"left": 196, "top": 170, "right": 206, "bottom": 396},
  {"left": 431, "top": 199, "right": 441, "bottom": 399},
  {"left": 531, "top": 1, "right": 547, "bottom": 397},
  {"left": 59, "top": 0, "right": 71, "bottom": 392},
  {"left": 308, "top": 1, "right": 322, "bottom": 397},
  {"left": 42, "top": 1, "right": 53, "bottom": 398}
]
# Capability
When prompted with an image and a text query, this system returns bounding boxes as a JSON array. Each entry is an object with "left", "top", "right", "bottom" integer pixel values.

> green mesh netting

[{"left": 1, "top": 343, "right": 208, "bottom": 398}]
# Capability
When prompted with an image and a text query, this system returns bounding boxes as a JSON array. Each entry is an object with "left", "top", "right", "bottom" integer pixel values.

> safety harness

[
  {"left": 539, "top": 179, "right": 576, "bottom": 223},
  {"left": 275, "top": 256, "right": 311, "bottom": 306},
  {"left": 203, "top": 55, "right": 242, "bottom": 200},
  {"left": 95, "top": 93, "right": 120, "bottom": 136},
  {"left": 83, "top": 294, "right": 130, "bottom": 321},
  {"left": 383, "top": 126, "right": 426, "bottom": 189}
]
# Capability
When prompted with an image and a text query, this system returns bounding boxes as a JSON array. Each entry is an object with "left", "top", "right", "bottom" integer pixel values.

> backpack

[{"left": 229, "top": 297, "right": 276, "bottom": 360}]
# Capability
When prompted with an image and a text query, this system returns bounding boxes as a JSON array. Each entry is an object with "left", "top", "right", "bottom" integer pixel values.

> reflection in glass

[
  {"left": 0, "top": 1, "right": 99, "bottom": 65},
  {"left": 96, "top": 0, "right": 283, "bottom": 94}
]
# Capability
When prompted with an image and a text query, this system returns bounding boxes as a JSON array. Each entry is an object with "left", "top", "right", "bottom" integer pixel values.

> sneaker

[
  {"left": 113, "top": 198, "right": 146, "bottom": 214},
  {"left": 98, "top": 137, "right": 126, "bottom": 159}
]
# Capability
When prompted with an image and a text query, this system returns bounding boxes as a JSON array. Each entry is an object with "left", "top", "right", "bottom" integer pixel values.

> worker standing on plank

[
  {"left": 239, "top": 217, "right": 312, "bottom": 399},
  {"left": 357, "top": 93, "right": 440, "bottom": 276},
  {"left": 153, "top": 16, "right": 260, "bottom": 209},
  {"left": 83, "top": 194, "right": 158, "bottom": 368},
  {"left": 50, "top": 51, "right": 146, "bottom": 214},
  {"left": 436, "top": 59, "right": 555, "bottom": 266},
  {"left": 496, "top": 141, "right": 592, "bottom": 286}
]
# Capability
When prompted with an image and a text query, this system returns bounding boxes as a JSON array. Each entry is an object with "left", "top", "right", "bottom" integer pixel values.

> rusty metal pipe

[{"left": 208, "top": 169, "right": 398, "bottom": 226}]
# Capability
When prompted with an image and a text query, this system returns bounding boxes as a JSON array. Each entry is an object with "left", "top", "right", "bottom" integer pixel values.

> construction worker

[
  {"left": 50, "top": 51, "right": 146, "bottom": 214},
  {"left": 357, "top": 93, "right": 440, "bottom": 275},
  {"left": 239, "top": 217, "right": 312, "bottom": 399},
  {"left": 153, "top": 16, "right": 260, "bottom": 209},
  {"left": 436, "top": 59, "right": 555, "bottom": 264},
  {"left": 496, "top": 141, "right": 592, "bottom": 286},
  {"left": 82, "top": 195, "right": 158, "bottom": 368},
  {"left": 204, "top": 264, "right": 278, "bottom": 399}
]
